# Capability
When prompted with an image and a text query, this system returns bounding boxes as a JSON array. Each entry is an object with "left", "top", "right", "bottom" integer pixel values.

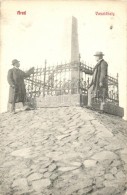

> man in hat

[
  {"left": 7, "top": 59, "right": 34, "bottom": 113},
  {"left": 85, "top": 52, "right": 108, "bottom": 108}
]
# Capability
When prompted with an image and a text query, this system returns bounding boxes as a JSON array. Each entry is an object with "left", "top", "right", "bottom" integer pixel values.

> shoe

[
  {"left": 10, "top": 111, "right": 16, "bottom": 114},
  {"left": 86, "top": 105, "right": 94, "bottom": 110},
  {"left": 22, "top": 105, "right": 31, "bottom": 111},
  {"left": 98, "top": 110, "right": 104, "bottom": 114}
]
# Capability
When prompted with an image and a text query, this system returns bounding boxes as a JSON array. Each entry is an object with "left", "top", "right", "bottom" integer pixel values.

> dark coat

[
  {"left": 7, "top": 67, "right": 34, "bottom": 103},
  {"left": 86, "top": 59, "right": 108, "bottom": 98}
]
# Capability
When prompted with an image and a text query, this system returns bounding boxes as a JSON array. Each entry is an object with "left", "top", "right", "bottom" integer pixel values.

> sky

[{"left": 0, "top": 0, "right": 127, "bottom": 119}]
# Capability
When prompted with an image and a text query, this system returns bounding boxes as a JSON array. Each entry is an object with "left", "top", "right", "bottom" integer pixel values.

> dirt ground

[{"left": 0, "top": 106, "right": 127, "bottom": 195}]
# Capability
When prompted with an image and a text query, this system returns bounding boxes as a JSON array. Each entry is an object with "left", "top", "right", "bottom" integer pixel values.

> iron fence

[{"left": 25, "top": 61, "right": 119, "bottom": 105}]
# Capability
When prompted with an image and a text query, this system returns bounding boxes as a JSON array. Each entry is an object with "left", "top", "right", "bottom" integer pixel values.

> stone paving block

[
  {"left": 70, "top": 130, "right": 78, "bottom": 135},
  {"left": 58, "top": 166, "right": 79, "bottom": 172},
  {"left": 39, "top": 168, "right": 47, "bottom": 174},
  {"left": 120, "top": 149, "right": 127, "bottom": 164},
  {"left": 116, "top": 171, "right": 126, "bottom": 180},
  {"left": 68, "top": 161, "right": 82, "bottom": 167},
  {"left": 12, "top": 178, "right": 29, "bottom": 191},
  {"left": 92, "top": 151, "right": 118, "bottom": 163},
  {"left": 91, "top": 120, "right": 101, "bottom": 126},
  {"left": 111, "top": 160, "right": 121, "bottom": 168},
  {"left": 104, "top": 173, "right": 115, "bottom": 180},
  {"left": 95, "top": 176, "right": 104, "bottom": 188},
  {"left": 97, "top": 130, "right": 113, "bottom": 139},
  {"left": 105, "top": 138, "right": 124, "bottom": 150},
  {"left": 11, "top": 148, "right": 32, "bottom": 158},
  {"left": 92, "top": 187, "right": 118, "bottom": 195},
  {"left": 89, "top": 168, "right": 105, "bottom": 177},
  {"left": 56, "top": 134, "right": 70, "bottom": 140},
  {"left": 104, "top": 179, "right": 126, "bottom": 189},
  {"left": 77, "top": 186, "right": 93, "bottom": 194},
  {"left": 43, "top": 171, "right": 52, "bottom": 178},
  {"left": 123, "top": 164, "right": 127, "bottom": 172},
  {"left": 41, "top": 161, "right": 52, "bottom": 169},
  {"left": 83, "top": 160, "right": 97, "bottom": 167},
  {"left": 50, "top": 173, "right": 58, "bottom": 181},
  {"left": 110, "top": 167, "right": 118, "bottom": 175},
  {"left": 97, "top": 139, "right": 109, "bottom": 148},
  {"left": 61, "top": 178, "right": 93, "bottom": 195},
  {"left": 12, "top": 190, "right": 34, "bottom": 195},
  {"left": 2, "top": 160, "right": 16, "bottom": 168},
  {"left": 27, "top": 173, "right": 42, "bottom": 181},
  {"left": 32, "top": 179, "right": 51, "bottom": 192},
  {"left": 48, "top": 163, "right": 57, "bottom": 172}
]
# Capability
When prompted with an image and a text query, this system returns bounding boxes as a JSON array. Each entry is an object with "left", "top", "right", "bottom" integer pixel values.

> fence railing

[{"left": 25, "top": 61, "right": 119, "bottom": 105}]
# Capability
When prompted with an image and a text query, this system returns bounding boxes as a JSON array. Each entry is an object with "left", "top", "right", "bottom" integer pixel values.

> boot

[
  {"left": 22, "top": 102, "right": 30, "bottom": 111},
  {"left": 10, "top": 103, "right": 16, "bottom": 114}
]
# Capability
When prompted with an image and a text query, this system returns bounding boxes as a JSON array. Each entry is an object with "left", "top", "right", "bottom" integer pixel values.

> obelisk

[
  {"left": 71, "top": 16, "right": 80, "bottom": 82},
  {"left": 62, "top": 16, "right": 80, "bottom": 82},
  {"left": 71, "top": 16, "right": 79, "bottom": 62}
]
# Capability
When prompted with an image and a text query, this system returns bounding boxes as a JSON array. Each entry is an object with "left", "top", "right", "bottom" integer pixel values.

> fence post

[
  {"left": 117, "top": 73, "right": 119, "bottom": 105},
  {"left": 43, "top": 60, "right": 47, "bottom": 97},
  {"left": 78, "top": 53, "right": 81, "bottom": 94}
]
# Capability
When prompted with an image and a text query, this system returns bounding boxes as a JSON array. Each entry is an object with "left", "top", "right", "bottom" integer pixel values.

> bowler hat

[
  {"left": 12, "top": 59, "right": 20, "bottom": 65},
  {"left": 94, "top": 52, "right": 104, "bottom": 56}
]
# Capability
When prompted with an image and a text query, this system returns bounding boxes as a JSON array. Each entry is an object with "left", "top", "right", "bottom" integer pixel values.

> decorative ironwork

[{"left": 25, "top": 61, "right": 119, "bottom": 105}]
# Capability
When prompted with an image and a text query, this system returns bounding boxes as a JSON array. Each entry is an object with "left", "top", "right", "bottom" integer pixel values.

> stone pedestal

[
  {"left": 91, "top": 102, "right": 124, "bottom": 117},
  {"left": 36, "top": 94, "right": 81, "bottom": 107}
]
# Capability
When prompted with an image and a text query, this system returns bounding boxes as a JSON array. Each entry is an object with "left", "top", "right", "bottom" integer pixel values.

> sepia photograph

[{"left": 0, "top": 0, "right": 127, "bottom": 194}]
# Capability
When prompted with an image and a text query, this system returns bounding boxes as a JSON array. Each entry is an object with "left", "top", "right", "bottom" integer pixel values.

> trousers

[
  {"left": 88, "top": 85, "right": 93, "bottom": 107},
  {"left": 88, "top": 85, "right": 107, "bottom": 107}
]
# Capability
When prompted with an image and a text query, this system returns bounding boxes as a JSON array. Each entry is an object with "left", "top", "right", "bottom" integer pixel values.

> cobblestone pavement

[{"left": 0, "top": 107, "right": 127, "bottom": 195}]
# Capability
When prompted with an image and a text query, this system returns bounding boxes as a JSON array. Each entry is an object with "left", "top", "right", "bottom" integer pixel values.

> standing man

[
  {"left": 7, "top": 59, "right": 34, "bottom": 113},
  {"left": 86, "top": 52, "right": 108, "bottom": 108}
]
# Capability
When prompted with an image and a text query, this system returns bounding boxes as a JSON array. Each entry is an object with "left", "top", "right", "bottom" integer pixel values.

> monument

[
  {"left": 24, "top": 16, "right": 124, "bottom": 118},
  {"left": 70, "top": 16, "right": 81, "bottom": 92},
  {"left": 71, "top": 16, "right": 79, "bottom": 63}
]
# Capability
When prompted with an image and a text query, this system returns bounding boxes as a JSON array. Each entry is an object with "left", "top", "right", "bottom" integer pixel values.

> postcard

[{"left": 0, "top": 1, "right": 127, "bottom": 194}]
